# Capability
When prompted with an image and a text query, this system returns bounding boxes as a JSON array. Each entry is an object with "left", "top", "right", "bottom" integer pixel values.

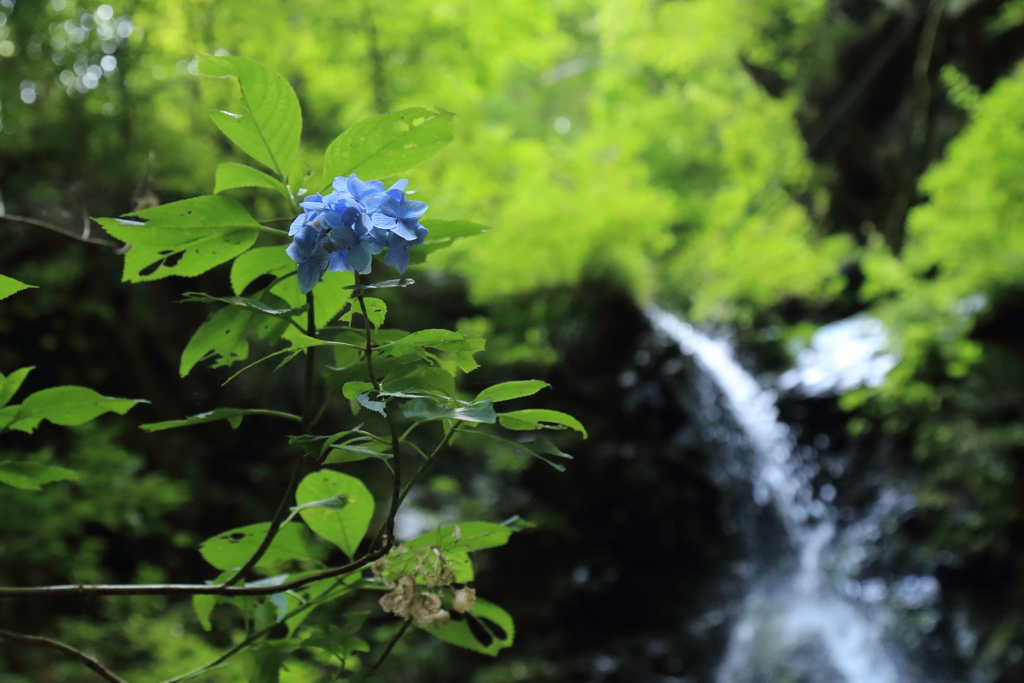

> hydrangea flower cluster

[{"left": 286, "top": 174, "right": 429, "bottom": 294}]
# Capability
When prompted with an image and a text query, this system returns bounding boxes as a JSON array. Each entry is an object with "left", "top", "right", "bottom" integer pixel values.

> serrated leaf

[
  {"left": 97, "top": 196, "right": 260, "bottom": 282},
  {"left": 214, "top": 162, "right": 290, "bottom": 199},
  {"left": 198, "top": 522, "right": 315, "bottom": 571},
  {"left": 0, "top": 462, "right": 78, "bottom": 491},
  {"left": 342, "top": 381, "right": 374, "bottom": 399},
  {"left": 403, "top": 398, "right": 496, "bottom": 424},
  {"left": 323, "top": 443, "right": 393, "bottom": 466},
  {"left": 179, "top": 305, "right": 254, "bottom": 377},
  {"left": 341, "top": 297, "right": 386, "bottom": 330},
  {"left": 140, "top": 408, "right": 301, "bottom": 432},
  {"left": 404, "top": 521, "right": 513, "bottom": 553},
  {"left": 182, "top": 292, "right": 307, "bottom": 317},
  {"left": 0, "top": 366, "right": 33, "bottom": 409},
  {"left": 497, "top": 409, "right": 587, "bottom": 437},
  {"left": 0, "top": 274, "right": 36, "bottom": 300},
  {"left": 344, "top": 278, "right": 415, "bottom": 291},
  {"left": 381, "top": 364, "right": 455, "bottom": 399},
  {"left": 323, "top": 107, "right": 455, "bottom": 181},
  {"left": 423, "top": 598, "right": 515, "bottom": 656},
  {"left": 231, "top": 246, "right": 295, "bottom": 295},
  {"left": 296, "top": 470, "right": 375, "bottom": 558},
  {"left": 7, "top": 387, "right": 142, "bottom": 433},
  {"left": 474, "top": 380, "right": 550, "bottom": 403},
  {"left": 200, "top": 55, "right": 302, "bottom": 178},
  {"left": 356, "top": 392, "right": 387, "bottom": 416}
]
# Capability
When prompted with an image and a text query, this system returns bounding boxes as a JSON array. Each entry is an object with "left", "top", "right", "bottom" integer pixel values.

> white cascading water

[{"left": 646, "top": 307, "right": 930, "bottom": 683}]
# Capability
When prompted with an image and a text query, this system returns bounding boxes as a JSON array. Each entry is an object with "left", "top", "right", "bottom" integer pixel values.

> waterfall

[{"left": 646, "top": 307, "right": 933, "bottom": 683}]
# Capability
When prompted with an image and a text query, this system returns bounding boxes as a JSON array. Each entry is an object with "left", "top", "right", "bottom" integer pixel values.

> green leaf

[
  {"left": 199, "top": 55, "right": 302, "bottom": 179},
  {"left": 296, "top": 470, "right": 375, "bottom": 558},
  {"left": 291, "top": 495, "right": 349, "bottom": 513},
  {"left": 474, "top": 433, "right": 573, "bottom": 472},
  {"left": 420, "top": 219, "right": 489, "bottom": 241},
  {"left": 404, "top": 521, "right": 513, "bottom": 553},
  {"left": 214, "top": 162, "right": 290, "bottom": 199},
  {"left": 193, "top": 594, "right": 216, "bottom": 631},
  {"left": 7, "top": 387, "right": 142, "bottom": 433},
  {"left": 342, "top": 381, "right": 374, "bottom": 400},
  {"left": 0, "top": 274, "right": 36, "bottom": 300},
  {"left": 323, "top": 107, "right": 455, "bottom": 181},
  {"left": 381, "top": 364, "right": 455, "bottom": 399},
  {"left": 0, "top": 366, "right": 34, "bottom": 409},
  {"left": 198, "top": 522, "right": 316, "bottom": 571},
  {"left": 356, "top": 392, "right": 387, "bottom": 416},
  {"left": 140, "top": 408, "right": 301, "bottom": 432},
  {"left": 231, "top": 246, "right": 295, "bottom": 295},
  {"left": 182, "top": 292, "right": 307, "bottom": 317},
  {"left": 384, "top": 329, "right": 466, "bottom": 353},
  {"left": 344, "top": 278, "right": 415, "bottom": 291},
  {"left": 423, "top": 598, "right": 515, "bottom": 656},
  {"left": 323, "top": 443, "right": 393, "bottom": 465},
  {"left": 179, "top": 305, "right": 254, "bottom": 377},
  {"left": 341, "top": 297, "right": 386, "bottom": 330},
  {"left": 498, "top": 409, "right": 587, "bottom": 437},
  {"left": 97, "top": 196, "right": 261, "bottom": 283},
  {"left": 474, "top": 380, "right": 550, "bottom": 403},
  {"left": 404, "top": 398, "right": 496, "bottom": 424},
  {"left": 0, "top": 462, "right": 78, "bottom": 491}
]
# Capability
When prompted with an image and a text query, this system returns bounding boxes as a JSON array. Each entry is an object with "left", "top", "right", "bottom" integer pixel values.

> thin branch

[
  {"left": 0, "top": 629, "right": 130, "bottom": 683},
  {"left": 882, "top": 0, "right": 946, "bottom": 253},
  {"left": 371, "top": 620, "right": 411, "bottom": 670},
  {"left": 226, "top": 292, "right": 318, "bottom": 587},
  {"left": 0, "top": 214, "right": 121, "bottom": 248},
  {"left": 155, "top": 579, "right": 350, "bottom": 683},
  {"left": 355, "top": 273, "right": 402, "bottom": 547},
  {"left": 806, "top": 8, "right": 924, "bottom": 153},
  {"left": 0, "top": 545, "right": 388, "bottom": 598}
]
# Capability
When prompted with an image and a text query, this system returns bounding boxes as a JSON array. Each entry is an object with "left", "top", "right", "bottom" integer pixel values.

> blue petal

[
  {"left": 296, "top": 245, "right": 330, "bottom": 294},
  {"left": 396, "top": 200, "right": 428, "bottom": 221},
  {"left": 388, "top": 179, "right": 409, "bottom": 193},
  {"left": 292, "top": 222, "right": 321, "bottom": 249},
  {"left": 392, "top": 221, "right": 419, "bottom": 241},
  {"left": 328, "top": 250, "right": 351, "bottom": 273},
  {"left": 383, "top": 241, "right": 410, "bottom": 273},
  {"left": 299, "top": 194, "right": 325, "bottom": 210},
  {"left": 371, "top": 212, "right": 398, "bottom": 231},
  {"left": 347, "top": 244, "right": 373, "bottom": 272},
  {"left": 289, "top": 211, "right": 311, "bottom": 236}
]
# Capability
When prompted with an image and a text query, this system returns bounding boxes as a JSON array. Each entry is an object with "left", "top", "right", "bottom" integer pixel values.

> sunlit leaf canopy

[{"left": 1, "top": 0, "right": 857, "bottom": 318}]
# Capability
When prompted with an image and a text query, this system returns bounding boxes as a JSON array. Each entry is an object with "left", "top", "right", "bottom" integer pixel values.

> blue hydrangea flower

[
  {"left": 286, "top": 174, "right": 429, "bottom": 291},
  {"left": 370, "top": 192, "right": 428, "bottom": 241},
  {"left": 286, "top": 222, "right": 331, "bottom": 294}
]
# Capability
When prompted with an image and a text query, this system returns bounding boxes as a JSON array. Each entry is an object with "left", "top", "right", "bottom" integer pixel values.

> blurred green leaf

[
  {"left": 423, "top": 598, "right": 515, "bottom": 656},
  {"left": 0, "top": 462, "right": 78, "bottom": 491},
  {"left": 7, "top": 387, "right": 142, "bottom": 433},
  {"left": 140, "top": 408, "right": 301, "bottom": 432},
  {"left": 200, "top": 55, "right": 302, "bottom": 179},
  {"left": 404, "top": 398, "right": 496, "bottom": 424}
]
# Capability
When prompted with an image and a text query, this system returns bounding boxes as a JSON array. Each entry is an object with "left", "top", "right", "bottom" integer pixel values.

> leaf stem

[
  {"left": 354, "top": 272, "right": 402, "bottom": 547},
  {"left": 0, "top": 629, "right": 130, "bottom": 683},
  {"left": 371, "top": 620, "right": 411, "bottom": 670},
  {"left": 225, "top": 292, "right": 317, "bottom": 587}
]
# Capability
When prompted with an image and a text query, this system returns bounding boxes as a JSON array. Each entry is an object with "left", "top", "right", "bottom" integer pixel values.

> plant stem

[
  {"left": 371, "top": 620, "right": 411, "bottom": 670},
  {"left": 301, "top": 291, "right": 317, "bottom": 433},
  {"left": 0, "top": 629, "right": 129, "bottom": 683},
  {"left": 226, "top": 291, "right": 316, "bottom": 587},
  {"left": 354, "top": 272, "right": 403, "bottom": 548}
]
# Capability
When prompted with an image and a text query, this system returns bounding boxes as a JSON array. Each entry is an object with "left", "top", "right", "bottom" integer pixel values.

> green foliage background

[{"left": 4, "top": 0, "right": 1024, "bottom": 680}]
